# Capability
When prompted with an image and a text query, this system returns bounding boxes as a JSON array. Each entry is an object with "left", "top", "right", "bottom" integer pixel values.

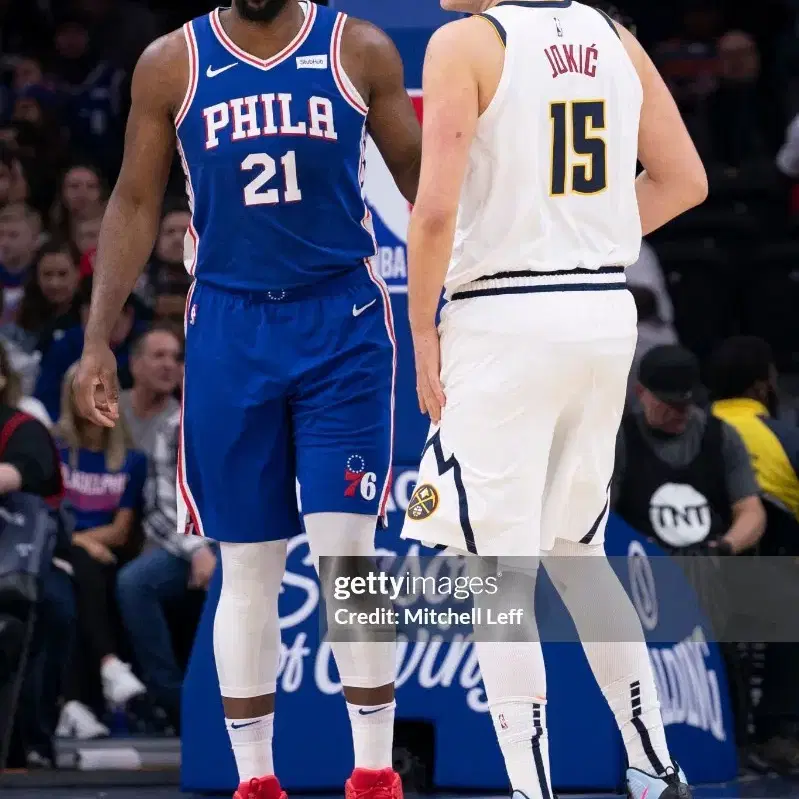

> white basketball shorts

[{"left": 401, "top": 282, "right": 638, "bottom": 558}]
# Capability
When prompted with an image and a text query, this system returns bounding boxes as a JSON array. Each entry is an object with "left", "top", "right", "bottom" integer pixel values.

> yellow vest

[{"left": 712, "top": 398, "right": 799, "bottom": 522}]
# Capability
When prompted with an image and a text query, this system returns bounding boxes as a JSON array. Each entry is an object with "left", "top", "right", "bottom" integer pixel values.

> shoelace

[{"left": 349, "top": 778, "right": 394, "bottom": 799}]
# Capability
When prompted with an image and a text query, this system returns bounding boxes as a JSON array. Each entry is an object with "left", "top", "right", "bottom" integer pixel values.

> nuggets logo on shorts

[{"left": 407, "top": 484, "right": 439, "bottom": 521}]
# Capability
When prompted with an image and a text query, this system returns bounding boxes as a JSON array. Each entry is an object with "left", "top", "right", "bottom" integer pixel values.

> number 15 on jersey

[{"left": 550, "top": 100, "right": 607, "bottom": 196}]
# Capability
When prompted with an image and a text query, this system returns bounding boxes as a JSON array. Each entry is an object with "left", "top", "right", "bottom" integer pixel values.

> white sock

[
  {"left": 490, "top": 700, "right": 552, "bottom": 799},
  {"left": 599, "top": 666, "right": 671, "bottom": 775},
  {"left": 346, "top": 701, "right": 395, "bottom": 770},
  {"left": 544, "top": 539, "right": 672, "bottom": 776},
  {"left": 225, "top": 714, "right": 274, "bottom": 781}
]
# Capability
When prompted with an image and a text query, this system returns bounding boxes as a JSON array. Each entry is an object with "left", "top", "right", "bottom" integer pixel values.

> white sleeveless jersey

[{"left": 445, "top": 0, "right": 643, "bottom": 298}]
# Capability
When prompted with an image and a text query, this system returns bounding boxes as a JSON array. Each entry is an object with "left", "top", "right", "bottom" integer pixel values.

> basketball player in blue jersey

[{"left": 73, "top": 1, "right": 421, "bottom": 798}]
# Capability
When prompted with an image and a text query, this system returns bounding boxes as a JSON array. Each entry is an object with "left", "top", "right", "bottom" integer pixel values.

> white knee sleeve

[
  {"left": 214, "top": 540, "right": 286, "bottom": 698},
  {"left": 304, "top": 513, "right": 395, "bottom": 689}
]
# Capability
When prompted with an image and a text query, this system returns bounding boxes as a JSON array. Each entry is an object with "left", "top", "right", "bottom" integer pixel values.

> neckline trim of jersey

[
  {"left": 210, "top": 2, "right": 317, "bottom": 72},
  {"left": 496, "top": 0, "right": 573, "bottom": 7}
]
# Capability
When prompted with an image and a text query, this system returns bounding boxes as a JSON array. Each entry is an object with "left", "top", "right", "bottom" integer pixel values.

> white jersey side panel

[{"left": 445, "top": 0, "right": 643, "bottom": 298}]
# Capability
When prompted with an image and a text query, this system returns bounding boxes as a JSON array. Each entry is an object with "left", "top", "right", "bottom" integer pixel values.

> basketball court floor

[{"left": 2, "top": 776, "right": 799, "bottom": 799}]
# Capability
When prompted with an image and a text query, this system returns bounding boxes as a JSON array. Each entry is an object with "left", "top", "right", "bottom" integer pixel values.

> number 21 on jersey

[
  {"left": 242, "top": 151, "right": 302, "bottom": 206},
  {"left": 550, "top": 100, "right": 607, "bottom": 196}
]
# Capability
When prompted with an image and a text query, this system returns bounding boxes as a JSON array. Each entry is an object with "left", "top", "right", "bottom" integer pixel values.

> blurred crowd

[{"left": 0, "top": 0, "right": 797, "bottom": 781}]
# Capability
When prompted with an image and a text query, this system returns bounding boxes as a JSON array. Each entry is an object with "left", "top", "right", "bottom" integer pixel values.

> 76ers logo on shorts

[
  {"left": 344, "top": 455, "right": 378, "bottom": 502},
  {"left": 407, "top": 484, "right": 439, "bottom": 521}
]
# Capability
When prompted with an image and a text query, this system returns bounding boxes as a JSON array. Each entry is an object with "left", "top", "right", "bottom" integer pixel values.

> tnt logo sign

[
  {"left": 364, "top": 90, "right": 422, "bottom": 294},
  {"left": 344, "top": 455, "right": 378, "bottom": 501}
]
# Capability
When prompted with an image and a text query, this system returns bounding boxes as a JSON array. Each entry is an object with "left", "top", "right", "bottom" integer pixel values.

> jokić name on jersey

[{"left": 203, "top": 93, "right": 339, "bottom": 149}]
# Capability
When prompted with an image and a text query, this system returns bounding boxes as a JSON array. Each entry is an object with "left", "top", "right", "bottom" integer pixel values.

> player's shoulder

[
  {"left": 131, "top": 28, "right": 191, "bottom": 111},
  {"left": 339, "top": 15, "right": 400, "bottom": 64},
  {"left": 136, "top": 28, "right": 189, "bottom": 75}
]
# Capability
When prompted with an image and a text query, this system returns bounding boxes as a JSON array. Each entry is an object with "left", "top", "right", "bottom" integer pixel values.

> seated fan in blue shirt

[{"left": 54, "top": 362, "right": 147, "bottom": 736}]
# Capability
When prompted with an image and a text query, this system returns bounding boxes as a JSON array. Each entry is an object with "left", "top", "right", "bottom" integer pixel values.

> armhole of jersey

[
  {"left": 475, "top": 11, "right": 509, "bottom": 123},
  {"left": 595, "top": 8, "right": 621, "bottom": 39},
  {"left": 331, "top": 13, "right": 369, "bottom": 117},
  {"left": 477, "top": 13, "right": 507, "bottom": 48},
  {"left": 174, "top": 21, "right": 199, "bottom": 130}
]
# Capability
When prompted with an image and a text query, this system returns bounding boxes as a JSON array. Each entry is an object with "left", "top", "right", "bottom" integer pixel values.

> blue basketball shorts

[{"left": 177, "top": 267, "right": 396, "bottom": 544}]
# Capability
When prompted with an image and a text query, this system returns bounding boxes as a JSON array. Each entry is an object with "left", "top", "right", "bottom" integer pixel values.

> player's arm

[
  {"left": 85, "top": 34, "right": 185, "bottom": 346},
  {"left": 75, "top": 33, "right": 186, "bottom": 426},
  {"left": 617, "top": 25, "right": 708, "bottom": 236},
  {"left": 408, "top": 19, "right": 486, "bottom": 334},
  {"left": 342, "top": 20, "right": 421, "bottom": 204},
  {"left": 408, "top": 19, "right": 497, "bottom": 422}
]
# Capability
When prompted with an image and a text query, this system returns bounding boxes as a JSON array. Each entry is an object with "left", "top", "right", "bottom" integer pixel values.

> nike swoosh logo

[
  {"left": 353, "top": 300, "right": 377, "bottom": 317},
  {"left": 358, "top": 705, "right": 390, "bottom": 716},
  {"left": 229, "top": 720, "right": 260, "bottom": 730},
  {"left": 207, "top": 63, "right": 238, "bottom": 78}
]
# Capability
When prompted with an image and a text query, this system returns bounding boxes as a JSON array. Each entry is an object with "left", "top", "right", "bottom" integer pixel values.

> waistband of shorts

[
  {"left": 449, "top": 266, "right": 627, "bottom": 301},
  {"left": 196, "top": 263, "right": 380, "bottom": 303}
]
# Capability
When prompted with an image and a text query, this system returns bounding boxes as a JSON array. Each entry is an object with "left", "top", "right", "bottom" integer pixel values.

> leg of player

[
  {"left": 304, "top": 512, "right": 402, "bottom": 799},
  {"left": 470, "top": 560, "right": 552, "bottom": 799},
  {"left": 545, "top": 538, "right": 689, "bottom": 799},
  {"left": 213, "top": 540, "right": 288, "bottom": 799}
]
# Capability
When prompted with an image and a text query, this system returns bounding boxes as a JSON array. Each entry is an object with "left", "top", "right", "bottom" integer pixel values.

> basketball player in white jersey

[{"left": 400, "top": 2, "right": 707, "bottom": 799}]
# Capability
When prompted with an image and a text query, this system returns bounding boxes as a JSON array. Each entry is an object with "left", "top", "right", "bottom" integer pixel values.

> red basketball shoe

[
  {"left": 233, "top": 775, "right": 287, "bottom": 799},
  {"left": 345, "top": 767, "right": 403, "bottom": 799}
]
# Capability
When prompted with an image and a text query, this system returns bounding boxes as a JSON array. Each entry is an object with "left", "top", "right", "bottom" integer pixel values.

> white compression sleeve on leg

[
  {"left": 544, "top": 538, "right": 672, "bottom": 775},
  {"left": 214, "top": 540, "right": 287, "bottom": 698},
  {"left": 305, "top": 512, "right": 396, "bottom": 770},
  {"left": 304, "top": 512, "right": 396, "bottom": 689}
]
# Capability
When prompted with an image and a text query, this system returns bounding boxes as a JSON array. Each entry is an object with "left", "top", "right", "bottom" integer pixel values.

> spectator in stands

[
  {"left": 0, "top": 203, "right": 39, "bottom": 324},
  {"left": 134, "top": 203, "right": 192, "bottom": 323},
  {"left": 0, "top": 340, "right": 70, "bottom": 767},
  {"left": 13, "top": 241, "right": 82, "bottom": 354},
  {"left": 708, "top": 31, "right": 771, "bottom": 167},
  {"left": 73, "top": 214, "right": 102, "bottom": 262},
  {"left": 613, "top": 345, "right": 765, "bottom": 555},
  {"left": 72, "top": 0, "right": 161, "bottom": 74},
  {"left": 653, "top": 0, "right": 721, "bottom": 148},
  {"left": 776, "top": 112, "right": 799, "bottom": 178},
  {"left": 625, "top": 239, "right": 675, "bottom": 327},
  {"left": 707, "top": 336, "right": 799, "bottom": 772},
  {"left": 709, "top": 336, "right": 799, "bottom": 524},
  {"left": 117, "top": 407, "right": 216, "bottom": 730},
  {"left": 0, "top": 143, "right": 19, "bottom": 212},
  {"left": 34, "top": 277, "right": 145, "bottom": 421},
  {"left": 50, "top": 163, "right": 106, "bottom": 247},
  {"left": 55, "top": 363, "right": 147, "bottom": 738},
  {"left": 52, "top": 11, "right": 128, "bottom": 178},
  {"left": 627, "top": 286, "right": 678, "bottom": 404},
  {"left": 120, "top": 325, "right": 182, "bottom": 455}
]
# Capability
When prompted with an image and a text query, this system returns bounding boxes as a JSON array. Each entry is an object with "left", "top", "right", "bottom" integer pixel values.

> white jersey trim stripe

[
  {"left": 209, "top": 2, "right": 317, "bottom": 72},
  {"left": 176, "top": 138, "right": 199, "bottom": 275},
  {"left": 175, "top": 21, "right": 199, "bottom": 130},
  {"left": 331, "top": 13, "right": 368, "bottom": 116},
  {"left": 178, "top": 281, "right": 205, "bottom": 539}
]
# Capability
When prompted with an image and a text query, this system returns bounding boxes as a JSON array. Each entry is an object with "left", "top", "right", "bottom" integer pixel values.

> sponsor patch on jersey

[
  {"left": 407, "top": 484, "right": 439, "bottom": 521},
  {"left": 297, "top": 55, "right": 328, "bottom": 69}
]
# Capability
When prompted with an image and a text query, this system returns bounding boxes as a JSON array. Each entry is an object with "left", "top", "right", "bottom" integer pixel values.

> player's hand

[
  {"left": 413, "top": 326, "right": 446, "bottom": 424},
  {"left": 189, "top": 545, "right": 217, "bottom": 590},
  {"left": 73, "top": 343, "right": 120, "bottom": 428}
]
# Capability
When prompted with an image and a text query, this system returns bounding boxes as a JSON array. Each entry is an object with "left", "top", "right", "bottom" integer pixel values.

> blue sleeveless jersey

[{"left": 175, "top": 3, "right": 377, "bottom": 292}]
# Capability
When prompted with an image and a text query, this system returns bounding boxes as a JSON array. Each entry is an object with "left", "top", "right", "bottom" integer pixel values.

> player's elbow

[
  {"left": 410, "top": 203, "right": 457, "bottom": 237},
  {"left": 685, "top": 163, "right": 709, "bottom": 207}
]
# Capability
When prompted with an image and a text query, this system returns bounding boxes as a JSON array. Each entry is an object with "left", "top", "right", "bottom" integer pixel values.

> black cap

[{"left": 638, "top": 345, "right": 701, "bottom": 405}]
